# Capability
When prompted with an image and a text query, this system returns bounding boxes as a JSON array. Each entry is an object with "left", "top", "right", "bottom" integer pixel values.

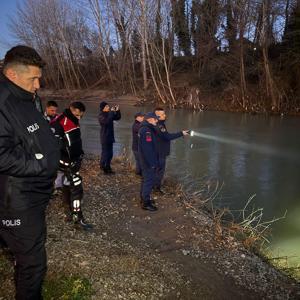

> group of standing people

[
  {"left": 0, "top": 45, "right": 188, "bottom": 299},
  {"left": 96, "top": 100, "right": 190, "bottom": 213},
  {"left": 132, "top": 109, "right": 189, "bottom": 211}
]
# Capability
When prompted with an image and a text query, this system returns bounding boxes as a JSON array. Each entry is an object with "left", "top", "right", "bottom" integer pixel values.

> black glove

[{"left": 70, "top": 160, "right": 81, "bottom": 174}]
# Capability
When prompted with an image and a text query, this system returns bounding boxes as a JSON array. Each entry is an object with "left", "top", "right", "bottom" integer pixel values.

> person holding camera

[
  {"left": 50, "top": 101, "right": 92, "bottom": 230},
  {"left": 98, "top": 101, "right": 121, "bottom": 174}
]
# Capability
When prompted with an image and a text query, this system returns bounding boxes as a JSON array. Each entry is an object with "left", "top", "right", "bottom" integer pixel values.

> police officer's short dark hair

[
  {"left": 70, "top": 101, "right": 86, "bottom": 112},
  {"left": 46, "top": 100, "right": 58, "bottom": 108},
  {"left": 154, "top": 107, "right": 164, "bottom": 112},
  {"left": 3, "top": 45, "right": 46, "bottom": 71}
]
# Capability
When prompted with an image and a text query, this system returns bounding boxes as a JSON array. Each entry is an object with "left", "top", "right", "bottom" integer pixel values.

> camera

[{"left": 111, "top": 105, "right": 119, "bottom": 111}]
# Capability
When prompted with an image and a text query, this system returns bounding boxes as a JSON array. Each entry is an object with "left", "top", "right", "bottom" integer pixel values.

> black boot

[
  {"left": 78, "top": 218, "right": 93, "bottom": 230},
  {"left": 107, "top": 166, "right": 115, "bottom": 174},
  {"left": 103, "top": 166, "right": 115, "bottom": 175},
  {"left": 72, "top": 212, "right": 93, "bottom": 230},
  {"left": 140, "top": 196, "right": 155, "bottom": 205},
  {"left": 141, "top": 202, "right": 158, "bottom": 211}
]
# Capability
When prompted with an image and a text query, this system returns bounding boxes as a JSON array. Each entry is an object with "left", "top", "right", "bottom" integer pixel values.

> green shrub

[{"left": 43, "top": 275, "right": 92, "bottom": 300}]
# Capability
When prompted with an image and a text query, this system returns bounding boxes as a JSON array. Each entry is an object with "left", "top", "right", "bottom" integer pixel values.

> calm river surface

[{"left": 57, "top": 100, "right": 300, "bottom": 264}]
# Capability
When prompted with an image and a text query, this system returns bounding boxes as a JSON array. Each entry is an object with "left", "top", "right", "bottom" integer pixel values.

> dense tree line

[{"left": 9, "top": 0, "right": 300, "bottom": 112}]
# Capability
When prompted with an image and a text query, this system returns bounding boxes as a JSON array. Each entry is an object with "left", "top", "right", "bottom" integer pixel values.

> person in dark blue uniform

[
  {"left": 132, "top": 112, "right": 144, "bottom": 175},
  {"left": 98, "top": 101, "right": 121, "bottom": 174},
  {"left": 138, "top": 112, "right": 159, "bottom": 211},
  {"left": 154, "top": 108, "right": 189, "bottom": 193}
]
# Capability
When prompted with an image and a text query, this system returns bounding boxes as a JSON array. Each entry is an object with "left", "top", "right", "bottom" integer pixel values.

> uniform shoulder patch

[{"left": 146, "top": 131, "right": 152, "bottom": 142}]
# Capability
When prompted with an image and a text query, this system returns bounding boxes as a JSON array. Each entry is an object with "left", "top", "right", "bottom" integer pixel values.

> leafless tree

[{"left": 7, "top": 0, "right": 300, "bottom": 112}]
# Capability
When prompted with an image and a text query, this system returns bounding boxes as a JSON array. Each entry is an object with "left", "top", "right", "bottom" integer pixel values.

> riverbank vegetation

[
  {"left": 179, "top": 176, "right": 300, "bottom": 281},
  {"left": 4, "top": 0, "right": 300, "bottom": 114}
]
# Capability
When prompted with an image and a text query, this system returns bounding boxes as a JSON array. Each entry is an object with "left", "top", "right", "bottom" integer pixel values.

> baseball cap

[
  {"left": 144, "top": 112, "right": 159, "bottom": 120},
  {"left": 134, "top": 112, "right": 145, "bottom": 118}
]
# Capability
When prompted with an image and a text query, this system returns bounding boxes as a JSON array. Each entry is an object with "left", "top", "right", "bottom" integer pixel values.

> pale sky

[{"left": 0, "top": 0, "right": 19, "bottom": 59}]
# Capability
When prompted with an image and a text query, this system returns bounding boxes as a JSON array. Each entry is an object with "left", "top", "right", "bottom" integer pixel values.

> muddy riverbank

[
  {"left": 39, "top": 88, "right": 300, "bottom": 116},
  {"left": 1, "top": 156, "right": 299, "bottom": 299}
]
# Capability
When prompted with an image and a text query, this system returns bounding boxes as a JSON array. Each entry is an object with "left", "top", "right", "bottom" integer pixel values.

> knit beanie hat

[{"left": 99, "top": 101, "right": 108, "bottom": 111}]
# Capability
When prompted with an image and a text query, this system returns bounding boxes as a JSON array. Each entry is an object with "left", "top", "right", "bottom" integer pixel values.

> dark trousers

[
  {"left": 155, "top": 157, "right": 166, "bottom": 188},
  {"left": 141, "top": 167, "right": 156, "bottom": 204},
  {"left": 100, "top": 143, "right": 113, "bottom": 169},
  {"left": 62, "top": 167, "right": 84, "bottom": 221},
  {"left": 133, "top": 151, "right": 142, "bottom": 175},
  {"left": 0, "top": 207, "right": 47, "bottom": 300}
]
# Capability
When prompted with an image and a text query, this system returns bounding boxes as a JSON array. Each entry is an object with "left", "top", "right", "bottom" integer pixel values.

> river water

[{"left": 57, "top": 101, "right": 300, "bottom": 265}]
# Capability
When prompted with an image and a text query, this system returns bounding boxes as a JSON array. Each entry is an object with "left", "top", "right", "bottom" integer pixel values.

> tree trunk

[
  {"left": 140, "top": 0, "right": 148, "bottom": 90},
  {"left": 262, "top": 0, "right": 278, "bottom": 109}
]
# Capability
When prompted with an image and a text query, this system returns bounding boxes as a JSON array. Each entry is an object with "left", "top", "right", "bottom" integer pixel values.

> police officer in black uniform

[
  {"left": 0, "top": 45, "right": 60, "bottom": 300},
  {"left": 154, "top": 107, "right": 189, "bottom": 193},
  {"left": 132, "top": 112, "right": 144, "bottom": 175},
  {"left": 98, "top": 101, "right": 121, "bottom": 174},
  {"left": 138, "top": 112, "right": 159, "bottom": 211}
]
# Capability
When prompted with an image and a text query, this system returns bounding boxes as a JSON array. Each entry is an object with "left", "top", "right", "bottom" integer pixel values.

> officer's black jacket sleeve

[
  {"left": 113, "top": 110, "right": 121, "bottom": 121},
  {"left": 157, "top": 128, "right": 183, "bottom": 141},
  {"left": 0, "top": 111, "right": 44, "bottom": 177}
]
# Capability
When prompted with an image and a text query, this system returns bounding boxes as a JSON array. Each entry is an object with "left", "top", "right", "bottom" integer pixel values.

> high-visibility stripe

[{"left": 59, "top": 160, "right": 69, "bottom": 166}]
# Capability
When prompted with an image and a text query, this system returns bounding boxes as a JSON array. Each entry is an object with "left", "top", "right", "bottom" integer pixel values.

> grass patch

[
  {"left": 0, "top": 250, "right": 14, "bottom": 276},
  {"left": 262, "top": 250, "right": 300, "bottom": 281},
  {"left": 0, "top": 254, "right": 10, "bottom": 270},
  {"left": 43, "top": 275, "right": 92, "bottom": 300},
  {"left": 181, "top": 183, "right": 300, "bottom": 281}
]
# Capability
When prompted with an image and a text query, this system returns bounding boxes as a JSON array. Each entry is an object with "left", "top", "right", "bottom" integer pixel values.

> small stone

[{"left": 182, "top": 249, "right": 190, "bottom": 256}]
